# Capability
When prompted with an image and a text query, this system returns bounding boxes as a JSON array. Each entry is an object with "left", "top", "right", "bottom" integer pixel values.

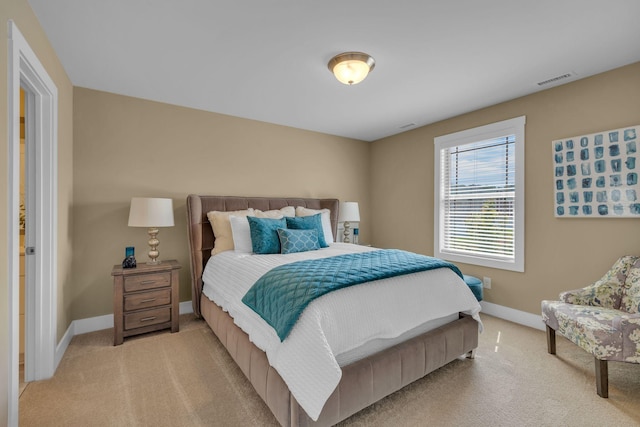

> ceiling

[{"left": 28, "top": 0, "right": 640, "bottom": 142}]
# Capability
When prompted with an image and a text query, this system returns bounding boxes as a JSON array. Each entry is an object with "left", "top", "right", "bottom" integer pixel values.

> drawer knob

[
  {"left": 140, "top": 280, "right": 156, "bottom": 285},
  {"left": 140, "top": 298, "right": 156, "bottom": 303},
  {"left": 140, "top": 316, "right": 157, "bottom": 322}
]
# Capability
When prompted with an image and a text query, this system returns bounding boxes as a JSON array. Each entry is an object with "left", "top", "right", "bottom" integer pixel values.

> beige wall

[
  {"left": 0, "top": 0, "right": 74, "bottom": 421},
  {"left": 72, "top": 87, "right": 371, "bottom": 320},
  {"left": 371, "top": 62, "right": 640, "bottom": 315}
]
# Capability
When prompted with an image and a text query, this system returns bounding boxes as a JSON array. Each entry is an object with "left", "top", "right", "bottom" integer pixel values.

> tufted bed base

[
  {"left": 201, "top": 294, "right": 478, "bottom": 426},
  {"left": 187, "top": 195, "right": 479, "bottom": 426}
]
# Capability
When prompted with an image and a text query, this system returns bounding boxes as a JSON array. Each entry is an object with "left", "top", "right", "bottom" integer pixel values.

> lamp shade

[
  {"left": 328, "top": 52, "right": 375, "bottom": 85},
  {"left": 338, "top": 201, "right": 360, "bottom": 222},
  {"left": 128, "top": 197, "right": 175, "bottom": 227}
]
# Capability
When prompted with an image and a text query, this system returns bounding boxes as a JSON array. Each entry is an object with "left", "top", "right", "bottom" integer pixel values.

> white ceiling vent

[
  {"left": 537, "top": 72, "right": 576, "bottom": 87},
  {"left": 399, "top": 122, "right": 416, "bottom": 129}
]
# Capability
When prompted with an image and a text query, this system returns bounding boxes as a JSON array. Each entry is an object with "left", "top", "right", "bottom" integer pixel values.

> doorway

[
  {"left": 18, "top": 87, "right": 27, "bottom": 395},
  {"left": 8, "top": 20, "right": 59, "bottom": 425}
]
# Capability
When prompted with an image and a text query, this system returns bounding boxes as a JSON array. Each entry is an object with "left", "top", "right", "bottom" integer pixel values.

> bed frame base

[{"left": 201, "top": 294, "right": 478, "bottom": 426}]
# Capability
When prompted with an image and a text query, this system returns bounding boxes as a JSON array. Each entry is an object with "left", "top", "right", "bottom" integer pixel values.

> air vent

[
  {"left": 399, "top": 122, "right": 416, "bottom": 129},
  {"left": 537, "top": 72, "right": 575, "bottom": 86}
]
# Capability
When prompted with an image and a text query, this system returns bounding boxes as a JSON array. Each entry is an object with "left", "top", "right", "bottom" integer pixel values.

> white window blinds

[
  {"left": 434, "top": 116, "right": 525, "bottom": 272},
  {"left": 440, "top": 136, "right": 515, "bottom": 260}
]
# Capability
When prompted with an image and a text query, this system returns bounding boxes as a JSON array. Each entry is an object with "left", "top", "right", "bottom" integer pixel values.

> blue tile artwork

[
  {"left": 553, "top": 125, "right": 640, "bottom": 217},
  {"left": 611, "top": 159, "right": 622, "bottom": 172},
  {"left": 595, "top": 146, "right": 604, "bottom": 159},
  {"left": 569, "top": 192, "right": 579, "bottom": 203},
  {"left": 609, "top": 145, "right": 620, "bottom": 157},
  {"left": 580, "top": 149, "right": 589, "bottom": 160},
  {"left": 581, "top": 163, "right": 591, "bottom": 175},
  {"left": 609, "top": 132, "right": 619, "bottom": 143}
]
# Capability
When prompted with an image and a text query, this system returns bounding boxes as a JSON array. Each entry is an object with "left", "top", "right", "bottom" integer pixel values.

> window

[{"left": 434, "top": 116, "right": 525, "bottom": 272}]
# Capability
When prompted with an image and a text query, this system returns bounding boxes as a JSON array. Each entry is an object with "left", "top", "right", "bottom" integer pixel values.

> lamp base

[
  {"left": 147, "top": 227, "right": 161, "bottom": 265},
  {"left": 343, "top": 221, "right": 351, "bottom": 244}
]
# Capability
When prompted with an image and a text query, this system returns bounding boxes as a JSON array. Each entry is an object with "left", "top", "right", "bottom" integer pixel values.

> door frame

[{"left": 7, "top": 20, "right": 58, "bottom": 425}]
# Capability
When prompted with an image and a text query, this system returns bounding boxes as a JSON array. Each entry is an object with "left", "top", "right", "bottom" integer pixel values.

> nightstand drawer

[
  {"left": 124, "top": 272, "right": 170, "bottom": 292},
  {"left": 124, "top": 288, "right": 171, "bottom": 312},
  {"left": 124, "top": 307, "right": 171, "bottom": 330}
]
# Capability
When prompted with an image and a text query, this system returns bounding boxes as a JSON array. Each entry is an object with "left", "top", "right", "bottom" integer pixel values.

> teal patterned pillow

[
  {"left": 277, "top": 228, "right": 320, "bottom": 254},
  {"left": 247, "top": 217, "right": 286, "bottom": 254},
  {"left": 285, "top": 214, "right": 328, "bottom": 248}
]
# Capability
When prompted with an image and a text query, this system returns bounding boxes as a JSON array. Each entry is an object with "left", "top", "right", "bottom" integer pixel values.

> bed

[{"left": 186, "top": 195, "right": 480, "bottom": 426}]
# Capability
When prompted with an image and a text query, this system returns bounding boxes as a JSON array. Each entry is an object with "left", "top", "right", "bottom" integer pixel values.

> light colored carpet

[{"left": 19, "top": 314, "right": 640, "bottom": 426}]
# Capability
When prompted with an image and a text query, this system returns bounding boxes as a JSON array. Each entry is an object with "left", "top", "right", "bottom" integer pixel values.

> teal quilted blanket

[{"left": 242, "top": 249, "right": 463, "bottom": 341}]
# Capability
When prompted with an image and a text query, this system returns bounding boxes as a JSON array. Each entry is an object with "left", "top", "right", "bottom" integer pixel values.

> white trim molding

[
  {"left": 480, "top": 301, "right": 544, "bottom": 331},
  {"left": 54, "top": 301, "right": 196, "bottom": 362},
  {"left": 7, "top": 20, "right": 59, "bottom": 426},
  {"left": 434, "top": 116, "right": 526, "bottom": 272}
]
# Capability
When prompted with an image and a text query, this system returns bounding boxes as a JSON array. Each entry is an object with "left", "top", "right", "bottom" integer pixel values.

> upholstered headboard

[{"left": 186, "top": 195, "right": 339, "bottom": 317}]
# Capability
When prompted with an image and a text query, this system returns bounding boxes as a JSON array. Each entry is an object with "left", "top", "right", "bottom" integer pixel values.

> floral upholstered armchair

[{"left": 541, "top": 255, "right": 640, "bottom": 398}]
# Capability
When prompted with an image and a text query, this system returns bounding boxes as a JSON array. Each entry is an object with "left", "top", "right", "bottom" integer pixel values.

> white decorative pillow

[
  {"left": 229, "top": 215, "right": 253, "bottom": 253},
  {"left": 207, "top": 209, "right": 254, "bottom": 255},
  {"left": 254, "top": 206, "right": 295, "bottom": 219},
  {"left": 295, "top": 206, "right": 334, "bottom": 244}
]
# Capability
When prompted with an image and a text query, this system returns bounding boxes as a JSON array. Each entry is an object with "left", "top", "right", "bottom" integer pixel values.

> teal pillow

[
  {"left": 247, "top": 217, "right": 286, "bottom": 254},
  {"left": 286, "top": 214, "right": 328, "bottom": 248},
  {"left": 277, "top": 228, "right": 320, "bottom": 254}
]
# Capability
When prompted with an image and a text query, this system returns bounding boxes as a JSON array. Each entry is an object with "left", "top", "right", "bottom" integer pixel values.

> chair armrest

[{"left": 613, "top": 313, "right": 640, "bottom": 361}]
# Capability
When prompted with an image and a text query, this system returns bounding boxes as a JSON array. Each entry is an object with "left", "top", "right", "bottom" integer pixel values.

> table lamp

[
  {"left": 338, "top": 201, "right": 360, "bottom": 244},
  {"left": 128, "top": 197, "right": 174, "bottom": 264}
]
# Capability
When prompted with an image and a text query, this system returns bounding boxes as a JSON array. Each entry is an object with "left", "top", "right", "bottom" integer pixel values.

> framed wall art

[{"left": 553, "top": 125, "right": 639, "bottom": 217}]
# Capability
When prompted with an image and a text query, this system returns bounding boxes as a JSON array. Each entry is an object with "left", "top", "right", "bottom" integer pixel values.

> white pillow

[
  {"left": 207, "top": 209, "right": 254, "bottom": 255},
  {"left": 295, "top": 206, "right": 334, "bottom": 244},
  {"left": 254, "top": 206, "right": 295, "bottom": 218},
  {"left": 229, "top": 215, "right": 253, "bottom": 253}
]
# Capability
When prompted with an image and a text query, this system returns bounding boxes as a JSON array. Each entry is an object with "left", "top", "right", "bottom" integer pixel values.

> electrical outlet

[{"left": 483, "top": 276, "right": 492, "bottom": 289}]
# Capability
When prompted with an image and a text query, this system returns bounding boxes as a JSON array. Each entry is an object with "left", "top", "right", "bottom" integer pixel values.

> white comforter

[{"left": 202, "top": 243, "right": 482, "bottom": 421}]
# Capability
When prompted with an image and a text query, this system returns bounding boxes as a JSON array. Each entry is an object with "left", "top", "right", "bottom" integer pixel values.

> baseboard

[
  {"left": 480, "top": 301, "right": 545, "bottom": 331},
  {"left": 53, "top": 301, "right": 540, "bottom": 374},
  {"left": 55, "top": 322, "right": 74, "bottom": 370},
  {"left": 53, "top": 300, "right": 195, "bottom": 372}
]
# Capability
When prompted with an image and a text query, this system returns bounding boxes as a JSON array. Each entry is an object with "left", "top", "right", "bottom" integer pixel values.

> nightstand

[{"left": 111, "top": 260, "right": 181, "bottom": 345}]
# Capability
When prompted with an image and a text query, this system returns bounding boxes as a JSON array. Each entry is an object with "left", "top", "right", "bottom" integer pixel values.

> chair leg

[
  {"left": 595, "top": 358, "right": 608, "bottom": 398},
  {"left": 546, "top": 325, "right": 556, "bottom": 355}
]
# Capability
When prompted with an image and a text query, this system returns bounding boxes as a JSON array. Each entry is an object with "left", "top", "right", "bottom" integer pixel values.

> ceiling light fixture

[{"left": 328, "top": 52, "right": 375, "bottom": 85}]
